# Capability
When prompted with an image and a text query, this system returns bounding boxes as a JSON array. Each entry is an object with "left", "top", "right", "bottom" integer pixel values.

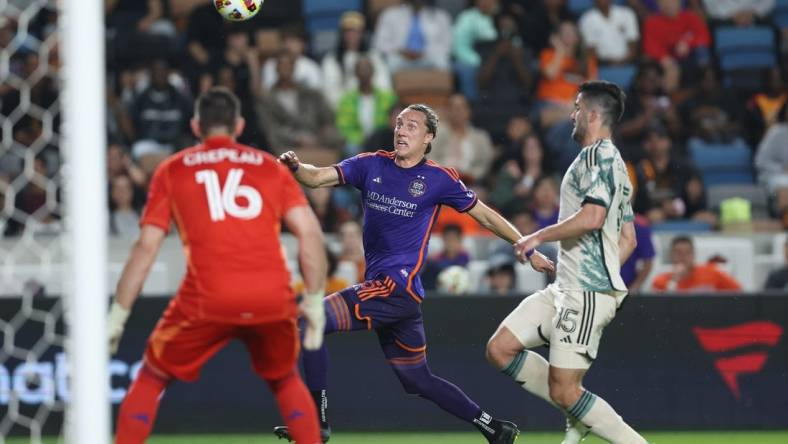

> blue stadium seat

[
  {"left": 689, "top": 139, "right": 755, "bottom": 186},
  {"left": 303, "top": 0, "right": 362, "bottom": 34},
  {"left": 597, "top": 64, "right": 637, "bottom": 89},
  {"left": 776, "top": 0, "right": 788, "bottom": 27},
  {"left": 651, "top": 220, "right": 712, "bottom": 232},
  {"left": 714, "top": 26, "right": 776, "bottom": 71}
]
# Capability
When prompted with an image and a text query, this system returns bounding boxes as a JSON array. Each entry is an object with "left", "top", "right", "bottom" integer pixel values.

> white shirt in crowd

[
  {"left": 321, "top": 50, "right": 392, "bottom": 108},
  {"left": 373, "top": 4, "right": 453, "bottom": 71},
  {"left": 262, "top": 55, "right": 323, "bottom": 91},
  {"left": 579, "top": 5, "right": 639, "bottom": 62},
  {"left": 702, "top": 0, "right": 775, "bottom": 20}
]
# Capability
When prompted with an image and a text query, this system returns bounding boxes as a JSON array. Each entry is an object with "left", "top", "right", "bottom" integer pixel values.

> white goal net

[{"left": 1, "top": 0, "right": 109, "bottom": 443}]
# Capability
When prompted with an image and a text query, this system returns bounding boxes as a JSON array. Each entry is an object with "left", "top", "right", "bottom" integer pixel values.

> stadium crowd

[{"left": 1, "top": 0, "right": 786, "bottom": 293}]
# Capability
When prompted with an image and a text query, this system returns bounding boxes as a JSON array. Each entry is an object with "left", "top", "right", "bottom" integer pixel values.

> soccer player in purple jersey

[{"left": 273, "top": 104, "right": 554, "bottom": 444}]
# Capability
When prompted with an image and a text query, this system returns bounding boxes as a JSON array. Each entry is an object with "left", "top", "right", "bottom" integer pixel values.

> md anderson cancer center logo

[
  {"left": 366, "top": 191, "right": 418, "bottom": 218},
  {"left": 408, "top": 178, "right": 426, "bottom": 197}
]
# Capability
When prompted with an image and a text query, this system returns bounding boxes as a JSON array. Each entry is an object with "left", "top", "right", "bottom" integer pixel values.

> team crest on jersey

[{"left": 408, "top": 178, "right": 426, "bottom": 197}]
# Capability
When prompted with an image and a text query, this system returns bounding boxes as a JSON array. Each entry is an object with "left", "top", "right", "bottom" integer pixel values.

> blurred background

[{"left": 0, "top": 0, "right": 787, "bottom": 440}]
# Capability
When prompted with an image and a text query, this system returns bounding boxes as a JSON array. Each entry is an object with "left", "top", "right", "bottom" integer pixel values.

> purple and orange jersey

[{"left": 334, "top": 151, "right": 478, "bottom": 302}]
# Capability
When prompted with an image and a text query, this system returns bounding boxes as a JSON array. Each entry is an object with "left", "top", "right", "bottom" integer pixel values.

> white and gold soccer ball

[
  {"left": 437, "top": 266, "right": 471, "bottom": 295},
  {"left": 214, "top": 0, "right": 264, "bottom": 21}
]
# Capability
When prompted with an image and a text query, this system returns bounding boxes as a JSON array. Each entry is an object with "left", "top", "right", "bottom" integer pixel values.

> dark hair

[
  {"left": 578, "top": 80, "right": 626, "bottom": 128},
  {"left": 671, "top": 235, "right": 694, "bottom": 250},
  {"left": 443, "top": 223, "right": 463, "bottom": 237},
  {"left": 405, "top": 103, "right": 439, "bottom": 154},
  {"left": 195, "top": 86, "right": 240, "bottom": 136}
]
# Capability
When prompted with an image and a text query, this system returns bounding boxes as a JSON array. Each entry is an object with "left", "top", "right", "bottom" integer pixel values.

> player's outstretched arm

[
  {"left": 278, "top": 150, "right": 340, "bottom": 188},
  {"left": 514, "top": 203, "right": 606, "bottom": 262},
  {"left": 108, "top": 225, "right": 167, "bottom": 354},
  {"left": 618, "top": 220, "right": 637, "bottom": 265},
  {"left": 284, "top": 205, "right": 328, "bottom": 350}
]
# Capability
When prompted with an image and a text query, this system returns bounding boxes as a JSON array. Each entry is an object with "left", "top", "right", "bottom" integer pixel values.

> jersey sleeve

[
  {"left": 334, "top": 153, "right": 373, "bottom": 189},
  {"left": 278, "top": 162, "right": 309, "bottom": 212},
  {"left": 437, "top": 170, "right": 478, "bottom": 213},
  {"left": 623, "top": 200, "right": 635, "bottom": 222},
  {"left": 140, "top": 161, "right": 172, "bottom": 232},
  {"left": 582, "top": 152, "right": 615, "bottom": 209}
]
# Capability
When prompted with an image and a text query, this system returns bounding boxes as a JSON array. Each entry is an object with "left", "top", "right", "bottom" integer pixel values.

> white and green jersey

[{"left": 555, "top": 139, "right": 634, "bottom": 296}]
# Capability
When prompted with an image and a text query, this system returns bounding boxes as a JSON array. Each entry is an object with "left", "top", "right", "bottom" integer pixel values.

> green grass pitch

[{"left": 9, "top": 431, "right": 788, "bottom": 443}]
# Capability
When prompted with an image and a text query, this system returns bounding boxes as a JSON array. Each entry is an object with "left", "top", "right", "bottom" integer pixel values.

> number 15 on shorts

[{"left": 556, "top": 307, "right": 579, "bottom": 334}]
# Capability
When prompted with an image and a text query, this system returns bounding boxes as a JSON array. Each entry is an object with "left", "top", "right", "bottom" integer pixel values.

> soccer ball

[
  {"left": 214, "top": 0, "right": 264, "bottom": 21},
  {"left": 437, "top": 266, "right": 471, "bottom": 295}
]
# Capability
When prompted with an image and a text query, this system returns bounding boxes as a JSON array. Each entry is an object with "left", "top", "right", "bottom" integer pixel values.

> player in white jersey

[{"left": 486, "top": 81, "right": 648, "bottom": 444}]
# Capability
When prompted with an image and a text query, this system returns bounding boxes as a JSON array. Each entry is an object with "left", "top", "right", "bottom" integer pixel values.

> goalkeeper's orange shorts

[{"left": 143, "top": 300, "right": 299, "bottom": 382}]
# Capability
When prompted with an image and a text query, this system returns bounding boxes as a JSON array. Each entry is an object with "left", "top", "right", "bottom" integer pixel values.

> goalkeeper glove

[
  {"left": 300, "top": 291, "right": 325, "bottom": 351},
  {"left": 108, "top": 301, "right": 130, "bottom": 355}
]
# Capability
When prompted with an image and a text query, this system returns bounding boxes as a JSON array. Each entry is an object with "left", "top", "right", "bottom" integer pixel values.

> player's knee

[
  {"left": 548, "top": 381, "right": 582, "bottom": 409},
  {"left": 396, "top": 368, "right": 430, "bottom": 395},
  {"left": 485, "top": 332, "right": 518, "bottom": 370}
]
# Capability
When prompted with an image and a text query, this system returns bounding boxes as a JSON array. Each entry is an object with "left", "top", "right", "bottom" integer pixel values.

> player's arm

[
  {"left": 278, "top": 150, "right": 339, "bottom": 188},
  {"left": 514, "top": 202, "right": 606, "bottom": 261},
  {"left": 618, "top": 220, "right": 637, "bottom": 265},
  {"left": 108, "top": 225, "right": 167, "bottom": 354},
  {"left": 468, "top": 200, "right": 555, "bottom": 273},
  {"left": 283, "top": 205, "right": 328, "bottom": 350}
]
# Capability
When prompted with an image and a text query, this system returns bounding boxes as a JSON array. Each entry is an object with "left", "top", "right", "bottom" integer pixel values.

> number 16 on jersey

[{"left": 196, "top": 169, "right": 263, "bottom": 221}]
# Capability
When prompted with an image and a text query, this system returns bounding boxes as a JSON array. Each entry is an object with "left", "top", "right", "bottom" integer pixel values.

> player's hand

[
  {"left": 529, "top": 250, "right": 555, "bottom": 274},
  {"left": 300, "top": 292, "right": 326, "bottom": 351},
  {"left": 107, "top": 301, "right": 131, "bottom": 355},
  {"left": 278, "top": 151, "right": 301, "bottom": 173},
  {"left": 514, "top": 233, "right": 542, "bottom": 264}
]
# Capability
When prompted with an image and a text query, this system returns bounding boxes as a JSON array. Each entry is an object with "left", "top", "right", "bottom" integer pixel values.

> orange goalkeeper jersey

[{"left": 141, "top": 135, "right": 308, "bottom": 323}]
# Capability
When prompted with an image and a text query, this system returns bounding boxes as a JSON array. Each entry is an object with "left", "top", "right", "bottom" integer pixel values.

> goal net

[{"left": 0, "top": 0, "right": 109, "bottom": 443}]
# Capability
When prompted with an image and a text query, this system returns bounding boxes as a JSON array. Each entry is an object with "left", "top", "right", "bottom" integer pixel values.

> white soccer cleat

[{"left": 561, "top": 416, "right": 590, "bottom": 444}]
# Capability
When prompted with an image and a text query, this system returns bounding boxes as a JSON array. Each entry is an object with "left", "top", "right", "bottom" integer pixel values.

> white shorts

[{"left": 501, "top": 284, "right": 622, "bottom": 369}]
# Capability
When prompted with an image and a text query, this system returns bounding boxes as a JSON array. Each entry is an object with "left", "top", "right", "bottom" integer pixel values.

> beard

[{"left": 571, "top": 121, "right": 584, "bottom": 143}]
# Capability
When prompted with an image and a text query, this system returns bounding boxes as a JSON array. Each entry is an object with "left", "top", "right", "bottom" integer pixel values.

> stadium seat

[
  {"left": 777, "top": 0, "right": 788, "bottom": 28},
  {"left": 694, "top": 237, "right": 756, "bottom": 291},
  {"left": 598, "top": 64, "right": 637, "bottom": 89},
  {"left": 393, "top": 69, "right": 454, "bottom": 108},
  {"left": 651, "top": 220, "right": 712, "bottom": 232},
  {"left": 707, "top": 184, "right": 770, "bottom": 219},
  {"left": 302, "top": 0, "right": 362, "bottom": 34},
  {"left": 689, "top": 139, "right": 755, "bottom": 186},
  {"left": 714, "top": 26, "right": 776, "bottom": 71}
]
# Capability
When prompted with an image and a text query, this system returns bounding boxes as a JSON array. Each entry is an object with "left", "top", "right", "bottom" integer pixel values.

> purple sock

[
  {"left": 302, "top": 344, "right": 329, "bottom": 391},
  {"left": 393, "top": 364, "right": 482, "bottom": 422}
]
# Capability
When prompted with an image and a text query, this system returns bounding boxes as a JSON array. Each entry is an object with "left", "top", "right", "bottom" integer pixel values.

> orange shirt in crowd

[
  {"left": 536, "top": 48, "right": 598, "bottom": 104},
  {"left": 651, "top": 263, "right": 742, "bottom": 292}
]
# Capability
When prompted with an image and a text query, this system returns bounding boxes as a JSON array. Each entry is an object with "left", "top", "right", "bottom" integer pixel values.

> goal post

[{"left": 61, "top": 0, "right": 110, "bottom": 442}]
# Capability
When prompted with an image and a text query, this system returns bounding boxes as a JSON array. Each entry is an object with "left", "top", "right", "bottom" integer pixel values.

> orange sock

[
  {"left": 115, "top": 365, "right": 170, "bottom": 444},
  {"left": 268, "top": 370, "right": 321, "bottom": 444}
]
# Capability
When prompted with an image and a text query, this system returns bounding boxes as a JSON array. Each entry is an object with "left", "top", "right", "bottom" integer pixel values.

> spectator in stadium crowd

[
  {"left": 764, "top": 238, "right": 788, "bottom": 291},
  {"left": 422, "top": 224, "right": 471, "bottom": 290},
  {"left": 107, "top": 143, "right": 147, "bottom": 189},
  {"left": 620, "top": 214, "right": 657, "bottom": 293},
  {"left": 531, "top": 176, "right": 560, "bottom": 230},
  {"left": 485, "top": 252, "right": 517, "bottom": 295},
  {"left": 107, "top": 81, "right": 135, "bottom": 146},
  {"left": 128, "top": 59, "right": 192, "bottom": 174},
  {"left": 335, "top": 56, "right": 398, "bottom": 155},
  {"left": 632, "top": 124, "right": 715, "bottom": 224},
  {"left": 105, "top": 0, "right": 176, "bottom": 63},
  {"left": 209, "top": 25, "right": 266, "bottom": 145},
  {"left": 518, "top": 0, "right": 575, "bottom": 54},
  {"left": 701, "top": 0, "right": 776, "bottom": 27},
  {"left": 109, "top": 174, "right": 141, "bottom": 238},
  {"left": 755, "top": 103, "right": 788, "bottom": 228},
  {"left": 15, "top": 156, "right": 61, "bottom": 236},
  {"left": 337, "top": 220, "right": 365, "bottom": 284},
  {"left": 452, "top": 0, "right": 499, "bottom": 100},
  {"left": 652, "top": 236, "right": 742, "bottom": 292},
  {"left": 362, "top": 102, "right": 405, "bottom": 153},
  {"left": 578, "top": 0, "right": 640, "bottom": 65},
  {"left": 302, "top": 187, "right": 342, "bottom": 233},
  {"left": 430, "top": 93, "right": 495, "bottom": 184},
  {"left": 746, "top": 67, "right": 787, "bottom": 144},
  {"left": 490, "top": 134, "right": 547, "bottom": 215},
  {"left": 183, "top": 2, "right": 226, "bottom": 88},
  {"left": 262, "top": 24, "right": 322, "bottom": 91},
  {"left": 679, "top": 66, "right": 743, "bottom": 141},
  {"left": 474, "top": 12, "right": 532, "bottom": 140},
  {"left": 536, "top": 20, "right": 597, "bottom": 127},
  {"left": 642, "top": 0, "right": 710, "bottom": 83},
  {"left": 321, "top": 11, "right": 392, "bottom": 108},
  {"left": 255, "top": 51, "right": 343, "bottom": 154},
  {"left": 626, "top": 0, "right": 705, "bottom": 20},
  {"left": 373, "top": 0, "right": 453, "bottom": 72},
  {"left": 617, "top": 61, "right": 681, "bottom": 160}
]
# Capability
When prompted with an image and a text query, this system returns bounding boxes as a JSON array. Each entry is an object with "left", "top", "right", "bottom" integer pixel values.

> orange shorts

[{"left": 143, "top": 302, "right": 299, "bottom": 382}]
